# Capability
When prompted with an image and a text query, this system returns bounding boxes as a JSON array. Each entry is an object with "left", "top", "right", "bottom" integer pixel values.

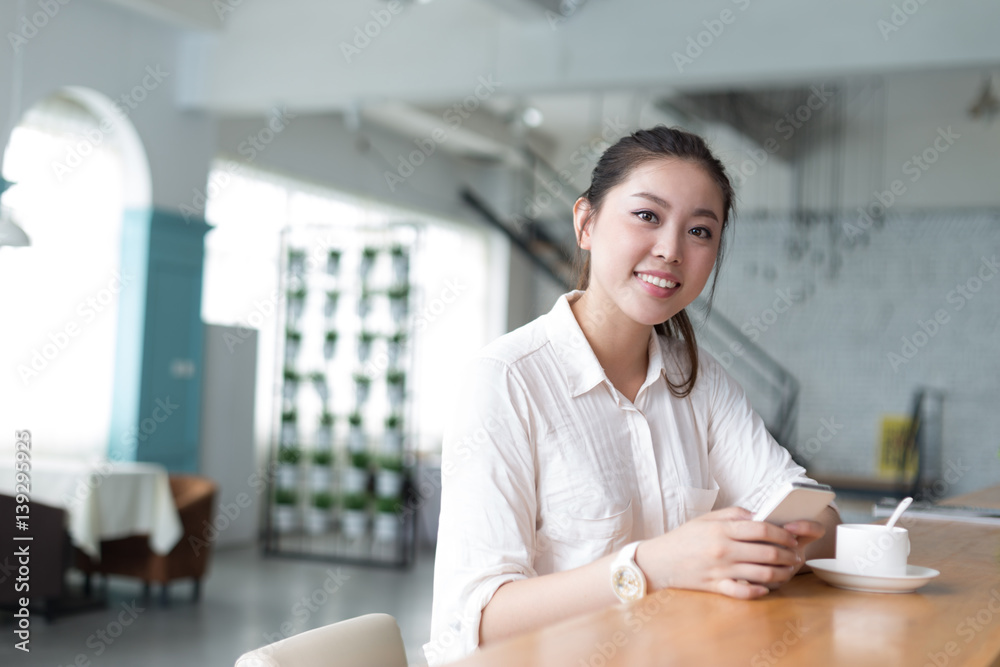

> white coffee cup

[{"left": 835, "top": 524, "right": 910, "bottom": 576}]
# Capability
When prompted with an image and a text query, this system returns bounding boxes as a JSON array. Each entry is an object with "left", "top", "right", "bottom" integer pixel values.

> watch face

[{"left": 613, "top": 567, "right": 643, "bottom": 601}]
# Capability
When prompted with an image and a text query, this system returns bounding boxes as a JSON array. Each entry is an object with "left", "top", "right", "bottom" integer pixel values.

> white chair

[{"left": 235, "top": 613, "right": 408, "bottom": 667}]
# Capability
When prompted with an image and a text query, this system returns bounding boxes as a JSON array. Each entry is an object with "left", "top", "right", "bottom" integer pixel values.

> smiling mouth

[{"left": 635, "top": 272, "right": 679, "bottom": 289}]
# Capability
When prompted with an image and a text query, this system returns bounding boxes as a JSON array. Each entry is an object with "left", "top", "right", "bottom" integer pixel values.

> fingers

[
  {"left": 718, "top": 577, "right": 770, "bottom": 600},
  {"left": 783, "top": 519, "right": 826, "bottom": 540},
  {"left": 727, "top": 519, "right": 799, "bottom": 550},
  {"left": 702, "top": 506, "right": 753, "bottom": 522}
]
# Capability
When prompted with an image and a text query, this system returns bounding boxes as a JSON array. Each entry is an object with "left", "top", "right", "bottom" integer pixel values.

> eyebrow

[{"left": 631, "top": 191, "right": 721, "bottom": 224}]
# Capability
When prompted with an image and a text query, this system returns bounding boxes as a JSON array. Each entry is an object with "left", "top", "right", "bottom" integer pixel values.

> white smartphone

[{"left": 753, "top": 481, "right": 835, "bottom": 525}]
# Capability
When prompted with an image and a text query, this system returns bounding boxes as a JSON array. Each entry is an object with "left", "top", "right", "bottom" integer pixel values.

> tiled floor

[{"left": 0, "top": 545, "right": 436, "bottom": 667}]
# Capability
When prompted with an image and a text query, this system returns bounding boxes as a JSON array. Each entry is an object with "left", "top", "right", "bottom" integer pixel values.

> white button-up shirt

[{"left": 425, "top": 293, "right": 818, "bottom": 665}]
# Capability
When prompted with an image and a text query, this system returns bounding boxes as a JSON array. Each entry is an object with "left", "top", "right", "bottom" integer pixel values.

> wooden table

[{"left": 446, "top": 486, "right": 1000, "bottom": 667}]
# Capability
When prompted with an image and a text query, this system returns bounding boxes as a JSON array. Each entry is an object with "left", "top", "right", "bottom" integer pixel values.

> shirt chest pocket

[
  {"left": 540, "top": 500, "right": 633, "bottom": 571},
  {"left": 666, "top": 486, "right": 720, "bottom": 527}
]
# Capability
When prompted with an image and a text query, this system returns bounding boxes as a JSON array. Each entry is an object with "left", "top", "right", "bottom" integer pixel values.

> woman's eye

[
  {"left": 690, "top": 226, "right": 713, "bottom": 239},
  {"left": 636, "top": 210, "right": 656, "bottom": 223}
]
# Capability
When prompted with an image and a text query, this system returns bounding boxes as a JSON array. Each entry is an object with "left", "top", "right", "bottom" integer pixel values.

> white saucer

[{"left": 805, "top": 559, "right": 940, "bottom": 594}]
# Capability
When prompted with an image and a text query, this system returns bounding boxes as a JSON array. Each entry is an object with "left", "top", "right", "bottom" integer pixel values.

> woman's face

[{"left": 574, "top": 158, "right": 725, "bottom": 329}]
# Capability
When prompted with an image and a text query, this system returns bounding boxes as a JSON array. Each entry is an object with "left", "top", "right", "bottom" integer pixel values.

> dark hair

[{"left": 575, "top": 125, "right": 735, "bottom": 397}]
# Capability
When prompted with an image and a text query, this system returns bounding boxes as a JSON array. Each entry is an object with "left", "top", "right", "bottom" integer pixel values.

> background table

[
  {"left": 446, "top": 486, "right": 1000, "bottom": 667},
  {"left": 0, "top": 459, "right": 183, "bottom": 558}
]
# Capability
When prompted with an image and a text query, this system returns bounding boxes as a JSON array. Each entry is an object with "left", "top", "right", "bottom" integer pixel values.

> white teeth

[{"left": 637, "top": 273, "right": 677, "bottom": 289}]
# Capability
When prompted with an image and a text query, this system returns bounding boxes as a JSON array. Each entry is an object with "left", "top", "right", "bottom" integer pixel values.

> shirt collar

[{"left": 544, "top": 291, "right": 667, "bottom": 399}]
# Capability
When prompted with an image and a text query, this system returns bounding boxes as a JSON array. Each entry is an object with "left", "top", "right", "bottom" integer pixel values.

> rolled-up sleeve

[{"left": 424, "top": 358, "right": 539, "bottom": 666}]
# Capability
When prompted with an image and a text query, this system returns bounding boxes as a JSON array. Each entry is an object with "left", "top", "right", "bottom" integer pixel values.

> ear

[{"left": 573, "top": 197, "right": 593, "bottom": 250}]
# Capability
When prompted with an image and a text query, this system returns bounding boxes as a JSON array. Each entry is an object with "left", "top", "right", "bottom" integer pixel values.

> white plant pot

[
  {"left": 357, "top": 298, "right": 371, "bottom": 319},
  {"left": 382, "top": 429, "right": 402, "bottom": 456},
  {"left": 316, "top": 426, "right": 333, "bottom": 449},
  {"left": 390, "top": 299, "right": 407, "bottom": 321},
  {"left": 357, "top": 341, "right": 371, "bottom": 363},
  {"left": 281, "top": 421, "right": 297, "bottom": 445},
  {"left": 323, "top": 339, "right": 337, "bottom": 359},
  {"left": 305, "top": 507, "right": 330, "bottom": 534},
  {"left": 272, "top": 505, "right": 298, "bottom": 533},
  {"left": 282, "top": 382, "right": 298, "bottom": 403},
  {"left": 341, "top": 509, "right": 368, "bottom": 539},
  {"left": 359, "top": 256, "right": 374, "bottom": 281},
  {"left": 284, "top": 340, "right": 300, "bottom": 364},
  {"left": 342, "top": 466, "right": 369, "bottom": 494},
  {"left": 326, "top": 256, "right": 340, "bottom": 276},
  {"left": 374, "top": 512, "right": 401, "bottom": 542},
  {"left": 309, "top": 466, "right": 332, "bottom": 490},
  {"left": 391, "top": 255, "right": 408, "bottom": 283},
  {"left": 348, "top": 427, "right": 366, "bottom": 452},
  {"left": 287, "top": 299, "right": 304, "bottom": 322},
  {"left": 314, "top": 382, "right": 328, "bottom": 403},
  {"left": 276, "top": 464, "right": 299, "bottom": 490},
  {"left": 387, "top": 383, "right": 404, "bottom": 408},
  {"left": 376, "top": 470, "right": 403, "bottom": 498},
  {"left": 289, "top": 256, "right": 306, "bottom": 276},
  {"left": 387, "top": 342, "right": 401, "bottom": 368},
  {"left": 355, "top": 382, "right": 370, "bottom": 406}
]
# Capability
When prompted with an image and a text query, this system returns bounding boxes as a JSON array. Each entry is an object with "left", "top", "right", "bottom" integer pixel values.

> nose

[{"left": 652, "top": 227, "right": 683, "bottom": 264}]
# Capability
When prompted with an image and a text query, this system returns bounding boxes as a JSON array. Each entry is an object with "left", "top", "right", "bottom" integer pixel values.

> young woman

[{"left": 425, "top": 126, "right": 839, "bottom": 665}]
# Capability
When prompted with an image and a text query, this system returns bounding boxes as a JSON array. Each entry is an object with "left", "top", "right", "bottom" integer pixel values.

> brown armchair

[{"left": 77, "top": 474, "right": 218, "bottom": 603}]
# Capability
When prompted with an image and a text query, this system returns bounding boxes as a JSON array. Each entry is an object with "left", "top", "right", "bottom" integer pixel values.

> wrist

[{"left": 610, "top": 541, "right": 647, "bottom": 603}]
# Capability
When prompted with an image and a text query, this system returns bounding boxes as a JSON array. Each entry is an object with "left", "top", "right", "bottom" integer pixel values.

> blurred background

[{"left": 0, "top": 0, "right": 997, "bottom": 665}]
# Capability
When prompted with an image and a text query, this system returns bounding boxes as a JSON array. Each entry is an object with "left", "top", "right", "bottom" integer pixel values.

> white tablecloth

[{"left": 0, "top": 459, "right": 183, "bottom": 558}]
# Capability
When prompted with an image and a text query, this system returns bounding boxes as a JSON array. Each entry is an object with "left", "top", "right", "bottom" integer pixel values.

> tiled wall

[{"left": 710, "top": 210, "right": 1000, "bottom": 496}]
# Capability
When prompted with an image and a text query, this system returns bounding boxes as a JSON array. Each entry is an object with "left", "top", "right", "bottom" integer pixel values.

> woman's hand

[{"left": 634, "top": 507, "right": 826, "bottom": 599}]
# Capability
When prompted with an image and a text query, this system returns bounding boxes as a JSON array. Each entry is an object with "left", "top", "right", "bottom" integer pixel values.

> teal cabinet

[{"left": 109, "top": 208, "right": 209, "bottom": 472}]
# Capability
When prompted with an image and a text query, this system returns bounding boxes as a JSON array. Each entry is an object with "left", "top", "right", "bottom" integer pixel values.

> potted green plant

[
  {"left": 387, "top": 331, "right": 406, "bottom": 367},
  {"left": 282, "top": 368, "right": 299, "bottom": 403},
  {"left": 387, "top": 283, "right": 410, "bottom": 321},
  {"left": 357, "top": 330, "right": 375, "bottom": 363},
  {"left": 373, "top": 495, "right": 402, "bottom": 542},
  {"left": 287, "top": 286, "right": 307, "bottom": 321},
  {"left": 323, "top": 329, "right": 339, "bottom": 360},
  {"left": 376, "top": 454, "right": 404, "bottom": 497},
  {"left": 353, "top": 372, "right": 372, "bottom": 405},
  {"left": 390, "top": 244, "right": 409, "bottom": 283},
  {"left": 306, "top": 491, "right": 334, "bottom": 534},
  {"left": 386, "top": 369, "right": 405, "bottom": 408},
  {"left": 326, "top": 249, "right": 342, "bottom": 276},
  {"left": 309, "top": 371, "right": 327, "bottom": 402},
  {"left": 309, "top": 448, "right": 333, "bottom": 489},
  {"left": 347, "top": 411, "right": 365, "bottom": 452},
  {"left": 272, "top": 488, "right": 298, "bottom": 533},
  {"left": 276, "top": 445, "right": 302, "bottom": 489},
  {"left": 340, "top": 492, "right": 369, "bottom": 539},
  {"left": 316, "top": 411, "right": 334, "bottom": 448},
  {"left": 324, "top": 289, "right": 340, "bottom": 318},
  {"left": 342, "top": 449, "right": 370, "bottom": 495},
  {"left": 280, "top": 407, "right": 297, "bottom": 444},
  {"left": 383, "top": 414, "right": 403, "bottom": 454},
  {"left": 359, "top": 246, "right": 378, "bottom": 282},
  {"left": 288, "top": 249, "right": 306, "bottom": 276},
  {"left": 284, "top": 329, "right": 302, "bottom": 364}
]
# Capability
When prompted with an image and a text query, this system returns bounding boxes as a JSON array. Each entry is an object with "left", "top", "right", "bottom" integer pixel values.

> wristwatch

[{"left": 610, "top": 541, "right": 646, "bottom": 603}]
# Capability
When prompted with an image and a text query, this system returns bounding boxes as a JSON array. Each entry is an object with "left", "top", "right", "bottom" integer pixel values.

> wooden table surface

[{"left": 446, "top": 486, "right": 1000, "bottom": 667}]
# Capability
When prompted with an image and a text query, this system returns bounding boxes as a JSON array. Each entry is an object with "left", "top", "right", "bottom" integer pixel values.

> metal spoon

[{"left": 885, "top": 496, "right": 913, "bottom": 530}]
